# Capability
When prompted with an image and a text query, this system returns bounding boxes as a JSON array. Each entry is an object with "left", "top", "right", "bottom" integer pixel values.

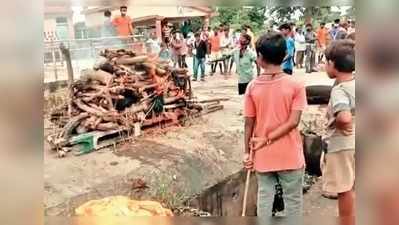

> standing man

[
  {"left": 102, "top": 10, "right": 117, "bottom": 38},
  {"left": 335, "top": 22, "right": 349, "bottom": 40},
  {"left": 162, "top": 22, "right": 172, "bottom": 45},
  {"left": 316, "top": 22, "right": 329, "bottom": 64},
  {"left": 304, "top": 23, "right": 317, "bottom": 73},
  {"left": 112, "top": 6, "right": 134, "bottom": 37},
  {"left": 279, "top": 23, "right": 295, "bottom": 75},
  {"left": 192, "top": 32, "right": 208, "bottom": 81},
  {"left": 294, "top": 28, "right": 306, "bottom": 69},
  {"left": 171, "top": 32, "right": 183, "bottom": 68},
  {"left": 235, "top": 34, "right": 257, "bottom": 95},
  {"left": 101, "top": 10, "right": 119, "bottom": 48},
  {"left": 209, "top": 28, "right": 222, "bottom": 75},
  {"left": 330, "top": 19, "right": 341, "bottom": 41}
]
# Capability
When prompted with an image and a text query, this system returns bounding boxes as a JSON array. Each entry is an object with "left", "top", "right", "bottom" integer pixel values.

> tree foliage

[
  {"left": 210, "top": 6, "right": 266, "bottom": 34},
  {"left": 208, "top": 6, "right": 354, "bottom": 34}
]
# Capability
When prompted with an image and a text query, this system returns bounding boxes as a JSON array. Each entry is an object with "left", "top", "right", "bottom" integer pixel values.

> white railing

[{"left": 44, "top": 35, "right": 145, "bottom": 83}]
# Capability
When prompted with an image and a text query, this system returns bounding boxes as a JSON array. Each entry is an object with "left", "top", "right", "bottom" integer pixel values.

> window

[{"left": 56, "top": 17, "right": 68, "bottom": 24}]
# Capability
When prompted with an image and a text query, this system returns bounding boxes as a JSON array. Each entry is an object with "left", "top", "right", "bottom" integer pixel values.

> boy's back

[{"left": 244, "top": 75, "right": 307, "bottom": 172}]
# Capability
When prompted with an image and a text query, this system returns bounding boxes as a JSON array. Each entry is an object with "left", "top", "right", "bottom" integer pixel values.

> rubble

[{"left": 47, "top": 48, "right": 227, "bottom": 155}]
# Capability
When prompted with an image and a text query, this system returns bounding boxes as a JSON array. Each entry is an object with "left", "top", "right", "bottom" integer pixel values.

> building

[{"left": 44, "top": 1, "right": 75, "bottom": 41}]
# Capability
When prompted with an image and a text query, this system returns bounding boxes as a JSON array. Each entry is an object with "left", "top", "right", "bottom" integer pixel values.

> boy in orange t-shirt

[{"left": 243, "top": 32, "right": 307, "bottom": 222}]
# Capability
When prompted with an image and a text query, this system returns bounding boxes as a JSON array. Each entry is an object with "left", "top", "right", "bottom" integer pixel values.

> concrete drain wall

[{"left": 187, "top": 170, "right": 258, "bottom": 216}]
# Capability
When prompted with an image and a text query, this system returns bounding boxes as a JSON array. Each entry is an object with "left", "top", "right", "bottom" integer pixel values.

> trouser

[
  {"left": 211, "top": 61, "right": 223, "bottom": 74},
  {"left": 296, "top": 51, "right": 305, "bottom": 68},
  {"left": 257, "top": 169, "right": 304, "bottom": 225},
  {"left": 305, "top": 46, "right": 316, "bottom": 73},
  {"left": 238, "top": 82, "right": 249, "bottom": 95},
  {"left": 178, "top": 55, "right": 187, "bottom": 68},
  {"left": 193, "top": 57, "right": 205, "bottom": 79},
  {"left": 228, "top": 55, "right": 235, "bottom": 73}
]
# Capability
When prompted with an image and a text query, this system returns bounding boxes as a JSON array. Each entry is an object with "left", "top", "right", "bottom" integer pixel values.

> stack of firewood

[{"left": 48, "top": 49, "right": 227, "bottom": 151}]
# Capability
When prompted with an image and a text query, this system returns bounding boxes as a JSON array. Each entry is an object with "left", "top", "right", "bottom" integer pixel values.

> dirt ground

[{"left": 44, "top": 69, "right": 337, "bottom": 216}]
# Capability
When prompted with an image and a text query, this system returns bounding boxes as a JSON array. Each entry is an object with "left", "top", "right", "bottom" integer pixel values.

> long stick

[
  {"left": 242, "top": 169, "right": 252, "bottom": 216},
  {"left": 242, "top": 148, "right": 254, "bottom": 217}
]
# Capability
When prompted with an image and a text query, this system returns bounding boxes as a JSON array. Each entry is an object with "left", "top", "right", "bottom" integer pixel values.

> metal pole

[
  {"left": 60, "top": 43, "right": 74, "bottom": 117},
  {"left": 51, "top": 39, "right": 58, "bottom": 81}
]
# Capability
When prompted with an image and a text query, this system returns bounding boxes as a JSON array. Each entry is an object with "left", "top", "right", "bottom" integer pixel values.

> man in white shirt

[{"left": 294, "top": 28, "right": 306, "bottom": 69}]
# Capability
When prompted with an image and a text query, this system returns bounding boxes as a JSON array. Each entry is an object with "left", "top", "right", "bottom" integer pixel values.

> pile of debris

[
  {"left": 75, "top": 196, "right": 174, "bottom": 216},
  {"left": 48, "top": 49, "right": 226, "bottom": 156}
]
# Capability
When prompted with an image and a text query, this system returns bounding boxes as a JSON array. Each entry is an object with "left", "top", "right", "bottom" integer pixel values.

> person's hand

[
  {"left": 243, "top": 153, "right": 254, "bottom": 170},
  {"left": 340, "top": 123, "right": 353, "bottom": 136},
  {"left": 250, "top": 137, "right": 271, "bottom": 151}
]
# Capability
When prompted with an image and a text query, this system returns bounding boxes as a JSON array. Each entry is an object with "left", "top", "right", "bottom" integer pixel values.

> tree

[{"left": 209, "top": 6, "right": 266, "bottom": 35}]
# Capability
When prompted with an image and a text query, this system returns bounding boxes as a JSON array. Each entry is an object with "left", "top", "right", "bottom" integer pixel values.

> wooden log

[
  {"left": 188, "top": 97, "right": 230, "bottom": 103},
  {"left": 156, "top": 67, "right": 166, "bottom": 76},
  {"left": 74, "top": 99, "right": 104, "bottom": 116},
  {"left": 125, "top": 102, "right": 149, "bottom": 114},
  {"left": 116, "top": 55, "right": 148, "bottom": 65},
  {"left": 96, "top": 122, "right": 120, "bottom": 131},
  {"left": 81, "top": 69, "right": 113, "bottom": 86},
  {"left": 61, "top": 113, "right": 90, "bottom": 138}
]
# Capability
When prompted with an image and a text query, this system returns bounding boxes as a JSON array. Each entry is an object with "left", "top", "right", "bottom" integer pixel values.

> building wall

[{"left": 44, "top": 14, "right": 75, "bottom": 40}]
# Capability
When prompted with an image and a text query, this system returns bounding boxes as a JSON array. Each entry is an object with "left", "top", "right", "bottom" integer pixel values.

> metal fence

[{"left": 44, "top": 35, "right": 145, "bottom": 83}]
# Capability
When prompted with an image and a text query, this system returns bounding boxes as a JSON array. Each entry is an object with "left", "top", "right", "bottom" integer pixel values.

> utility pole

[{"left": 59, "top": 43, "right": 74, "bottom": 117}]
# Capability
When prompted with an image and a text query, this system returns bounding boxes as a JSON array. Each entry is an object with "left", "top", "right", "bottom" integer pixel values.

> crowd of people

[{"left": 100, "top": 7, "right": 356, "bottom": 224}]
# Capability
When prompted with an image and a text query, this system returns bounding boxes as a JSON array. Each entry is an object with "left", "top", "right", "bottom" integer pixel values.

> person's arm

[
  {"left": 267, "top": 110, "right": 302, "bottom": 143},
  {"left": 253, "top": 83, "right": 307, "bottom": 150},
  {"left": 336, "top": 111, "right": 352, "bottom": 131},
  {"left": 111, "top": 17, "right": 118, "bottom": 26},
  {"left": 331, "top": 88, "right": 353, "bottom": 135},
  {"left": 245, "top": 117, "right": 256, "bottom": 154},
  {"left": 243, "top": 86, "right": 256, "bottom": 154}
]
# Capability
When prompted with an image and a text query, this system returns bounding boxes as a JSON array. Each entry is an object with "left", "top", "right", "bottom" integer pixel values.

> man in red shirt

[
  {"left": 112, "top": 6, "right": 134, "bottom": 37},
  {"left": 316, "top": 22, "right": 329, "bottom": 64}
]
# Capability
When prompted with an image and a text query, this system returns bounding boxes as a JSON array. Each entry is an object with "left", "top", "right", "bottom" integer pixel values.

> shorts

[
  {"left": 238, "top": 83, "right": 249, "bottom": 95},
  {"left": 322, "top": 150, "right": 355, "bottom": 193}
]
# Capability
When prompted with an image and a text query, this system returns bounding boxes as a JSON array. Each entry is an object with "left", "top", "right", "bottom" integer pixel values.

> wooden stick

[
  {"left": 242, "top": 170, "right": 252, "bottom": 216},
  {"left": 242, "top": 145, "right": 254, "bottom": 217}
]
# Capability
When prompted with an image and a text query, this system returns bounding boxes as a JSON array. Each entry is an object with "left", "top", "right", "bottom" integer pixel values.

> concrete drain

[{"left": 180, "top": 170, "right": 318, "bottom": 216}]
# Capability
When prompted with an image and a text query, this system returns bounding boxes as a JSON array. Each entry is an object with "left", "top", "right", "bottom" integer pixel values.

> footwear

[
  {"left": 192, "top": 78, "right": 197, "bottom": 81},
  {"left": 200, "top": 78, "right": 205, "bottom": 81}
]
